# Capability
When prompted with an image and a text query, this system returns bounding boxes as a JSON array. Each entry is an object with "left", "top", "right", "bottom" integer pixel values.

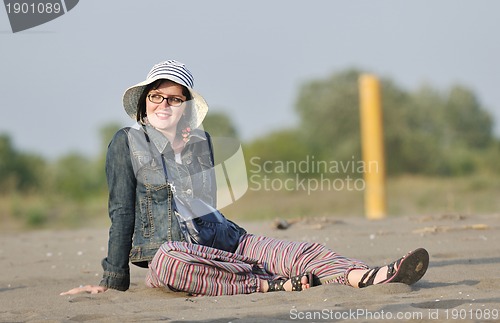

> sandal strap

[
  {"left": 359, "top": 257, "right": 401, "bottom": 288},
  {"left": 267, "top": 274, "right": 312, "bottom": 292},
  {"left": 383, "top": 255, "right": 405, "bottom": 281},
  {"left": 290, "top": 276, "right": 304, "bottom": 291},
  {"left": 267, "top": 279, "right": 286, "bottom": 292},
  {"left": 358, "top": 266, "right": 381, "bottom": 288},
  {"left": 386, "top": 259, "right": 398, "bottom": 277},
  {"left": 359, "top": 249, "right": 429, "bottom": 288},
  {"left": 360, "top": 251, "right": 415, "bottom": 287}
]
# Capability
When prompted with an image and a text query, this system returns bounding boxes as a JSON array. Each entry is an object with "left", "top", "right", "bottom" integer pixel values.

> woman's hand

[{"left": 60, "top": 285, "right": 108, "bottom": 295}]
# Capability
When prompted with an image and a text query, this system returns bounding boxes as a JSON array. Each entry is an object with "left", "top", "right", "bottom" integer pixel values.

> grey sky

[{"left": 1, "top": 1, "right": 499, "bottom": 159}]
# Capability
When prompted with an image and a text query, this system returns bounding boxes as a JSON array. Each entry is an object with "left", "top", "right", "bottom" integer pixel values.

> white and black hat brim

[{"left": 122, "top": 60, "right": 208, "bottom": 129}]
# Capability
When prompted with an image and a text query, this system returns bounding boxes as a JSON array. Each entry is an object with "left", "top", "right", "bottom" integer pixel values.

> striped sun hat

[{"left": 122, "top": 60, "right": 208, "bottom": 128}]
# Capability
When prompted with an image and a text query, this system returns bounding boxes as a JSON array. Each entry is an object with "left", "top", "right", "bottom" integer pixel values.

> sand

[{"left": 1, "top": 213, "right": 499, "bottom": 323}]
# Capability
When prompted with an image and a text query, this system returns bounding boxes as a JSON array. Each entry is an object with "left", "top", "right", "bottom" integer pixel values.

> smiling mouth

[{"left": 156, "top": 112, "right": 172, "bottom": 118}]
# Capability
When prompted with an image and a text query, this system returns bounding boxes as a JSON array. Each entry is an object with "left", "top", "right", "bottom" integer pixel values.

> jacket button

[
  {"left": 185, "top": 189, "right": 192, "bottom": 195},
  {"left": 186, "top": 159, "right": 192, "bottom": 164}
]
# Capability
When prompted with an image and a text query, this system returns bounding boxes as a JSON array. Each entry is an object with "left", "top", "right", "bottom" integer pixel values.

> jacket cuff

[{"left": 99, "top": 257, "right": 130, "bottom": 291}]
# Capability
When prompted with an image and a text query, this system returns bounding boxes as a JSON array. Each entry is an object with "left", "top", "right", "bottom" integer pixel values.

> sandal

[
  {"left": 267, "top": 273, "right": 314, "bottom": 292},
  {"left": 358, "top": 248, "right": 429, "bottom": 288}
]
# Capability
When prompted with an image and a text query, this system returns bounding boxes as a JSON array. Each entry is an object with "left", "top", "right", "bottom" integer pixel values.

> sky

[{"left": 1, "top": 0, "right": 499, "bottom": 159}]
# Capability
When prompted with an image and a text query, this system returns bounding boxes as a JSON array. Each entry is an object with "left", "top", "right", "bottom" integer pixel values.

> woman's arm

[
  {"left": 99, "top": 129, "right": 137, "bottom": 291},
  {"left": 60, "top": 129, "right": 136, "bottom": 295}
]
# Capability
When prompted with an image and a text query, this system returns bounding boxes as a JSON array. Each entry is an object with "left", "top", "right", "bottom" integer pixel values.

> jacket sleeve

[{"left": 99, "top": 128, "right": 136, "bottom": 291}]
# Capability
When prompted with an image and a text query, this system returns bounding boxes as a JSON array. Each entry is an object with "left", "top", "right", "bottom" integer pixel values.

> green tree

[
  {"left": 203, "top": 111, "right": 239, "bottom": 138},
  {"left": 294, "top": 69, "right": 496, "bottom": 176},
  {"left": 394, "top": 84, "right": 449, "bottom": 174},
  {"left": 244, "top": 128, "right": 311, "bottom": 177},
  {"left": 444, "top": 85, "right": 493, "bottom": 148},
  {"left": 295, "top": 69, "right": 362, "bottom": 164},
  {"left": 52, "top": 153, "right": 102, "bottom": 200},
  {"left": 0, "top": 134, "right": 46, "bottom": 192}
]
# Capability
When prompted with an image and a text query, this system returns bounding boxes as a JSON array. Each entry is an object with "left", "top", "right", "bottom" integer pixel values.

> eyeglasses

[{"left": 147, "top": 94, "right": 185, "bottom": 107}]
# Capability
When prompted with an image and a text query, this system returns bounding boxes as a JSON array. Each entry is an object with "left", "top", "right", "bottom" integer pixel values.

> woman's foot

[
  {"left": 348, "top": 248, "right": 429, "bottom": 288},
  {"left": 348, "top": 266, "right": 393, "bottom": 287},
  {"left": 261, "top": 274, "right": 313, "bottom": 292}
]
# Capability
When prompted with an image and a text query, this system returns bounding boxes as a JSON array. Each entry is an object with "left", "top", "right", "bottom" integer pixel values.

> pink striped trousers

[{"left": 146, "top": 234, "right": 368, "bottom": 296}]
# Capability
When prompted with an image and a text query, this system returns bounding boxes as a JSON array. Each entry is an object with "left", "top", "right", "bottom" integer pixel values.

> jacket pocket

[{"left": 139, "top": 182, "right": 169, "bottom": 238}]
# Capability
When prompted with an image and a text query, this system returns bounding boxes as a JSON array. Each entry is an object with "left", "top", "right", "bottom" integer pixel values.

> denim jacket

[{"left": 99, "top": 124, "right": 230, "bottom": 291}]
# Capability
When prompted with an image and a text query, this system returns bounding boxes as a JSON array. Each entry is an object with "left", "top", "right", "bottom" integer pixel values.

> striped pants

[{"left": 146, "top": 234, "right": 369, "bottom": 296}]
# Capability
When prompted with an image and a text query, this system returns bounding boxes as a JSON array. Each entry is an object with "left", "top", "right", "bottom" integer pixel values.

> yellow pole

[{"left": 359, "top": 74, "right": 386, "bottom": 219}]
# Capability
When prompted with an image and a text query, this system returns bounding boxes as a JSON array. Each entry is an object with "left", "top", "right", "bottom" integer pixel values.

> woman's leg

[
  {"left": 146, "top": 240, "right": 273, "bottom": 296},
  {"left": 147, "top": 235, "right": 426, "bottom": 296},
  {"left": 235, "top": 234, "right": 369, "bottom": 287},
  {"left": 237, "top": 236, "right": 428, "bottom": 288}
]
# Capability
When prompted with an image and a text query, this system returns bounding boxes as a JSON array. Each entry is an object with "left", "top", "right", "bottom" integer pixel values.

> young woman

[{"left": 61, "top": 60, "right": 429, "bottom": 296}]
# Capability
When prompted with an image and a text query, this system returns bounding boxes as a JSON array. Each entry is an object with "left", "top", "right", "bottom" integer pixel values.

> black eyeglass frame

[{"left": 147, "top": 94, "right": 186, "bottom": 107}]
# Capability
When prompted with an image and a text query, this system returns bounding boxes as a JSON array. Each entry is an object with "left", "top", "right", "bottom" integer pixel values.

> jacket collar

[{"left": 144, "top": 124, "right": 206, "bottom": 153}]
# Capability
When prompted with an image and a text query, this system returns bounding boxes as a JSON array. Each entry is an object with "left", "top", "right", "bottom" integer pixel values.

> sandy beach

[{"left": 1, "top": 213, "right": 499, "bottom": 323}]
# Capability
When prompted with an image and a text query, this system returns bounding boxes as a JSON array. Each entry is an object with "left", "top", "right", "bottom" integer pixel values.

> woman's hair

[{"left": 136, "top": 80, "right": 193, "bottom": 131}]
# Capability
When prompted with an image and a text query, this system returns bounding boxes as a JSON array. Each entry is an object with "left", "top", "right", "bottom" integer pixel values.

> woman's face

[{"left": 146, "top": 80, "right": 187, "bottom": 134}]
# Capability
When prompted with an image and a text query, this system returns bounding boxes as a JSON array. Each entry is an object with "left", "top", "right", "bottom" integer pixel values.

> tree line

[
  {"left": 246, "top": 69, "right": 500, "bottom": 177},
  {"left": 1, "top": 68, "right": 499, "bottom": 226}
]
